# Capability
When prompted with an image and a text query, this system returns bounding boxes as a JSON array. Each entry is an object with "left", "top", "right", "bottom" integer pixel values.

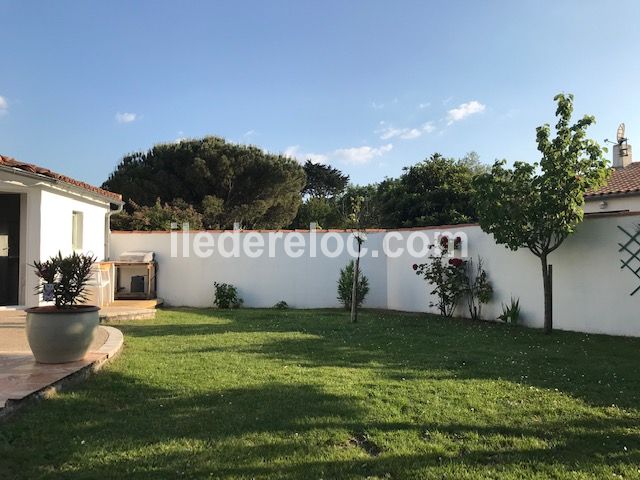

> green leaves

[
  {"left": 474, "top": 94, "right": 610, "bottom": 257},
  {"left": 302, "top": 160, "right": 349, "bottom": 198},
  {"left": 377, "top": 152, "right": 484, "bottom": 228},
  {"left": 474, "top": 93, "right": 611, "bottom": 331},
  {"left": 337, "top": 260, "right": 370, "bottom": 310},
  {"left": 104, "top": 136, "right": 306, "bottom": 230},
  {"left": 32, "top": 252, "right": 96, "bottom": 308}
]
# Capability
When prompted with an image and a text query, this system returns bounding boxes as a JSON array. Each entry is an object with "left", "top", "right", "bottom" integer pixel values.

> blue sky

[{"left": 1, "top": 1, "right": 640, "bottom": 188}]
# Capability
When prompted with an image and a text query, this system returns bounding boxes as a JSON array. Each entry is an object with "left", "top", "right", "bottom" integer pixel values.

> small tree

[
  {"left": 346, "top": 195, "right": 366, "bottom": 323},
  {"left": 474, "top": 93, "right": 610, "bottom": 333},
  {"left": 337, "top": 260, "right": 370, "bottom": 311}
]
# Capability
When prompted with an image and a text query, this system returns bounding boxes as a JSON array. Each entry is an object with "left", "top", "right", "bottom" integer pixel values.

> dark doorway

[{"left": 0, "top": 194, "right": 20, "bottom": 305}]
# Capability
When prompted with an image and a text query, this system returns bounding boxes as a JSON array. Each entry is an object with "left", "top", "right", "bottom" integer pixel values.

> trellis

[{"left": 617, "top": 225, "right": 640, "bottom": 296}]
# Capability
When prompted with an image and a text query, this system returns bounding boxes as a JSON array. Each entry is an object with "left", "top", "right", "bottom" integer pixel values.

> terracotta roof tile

[
  {"left": 0, "top": 155, "right": 122, "bottom": 202},
  {"left": 586, "top": 162, "right": 640, "bottom": 198}
]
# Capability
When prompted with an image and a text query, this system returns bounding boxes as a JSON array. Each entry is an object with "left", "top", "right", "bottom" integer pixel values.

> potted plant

[{"left": 25, "top": 252, "right": 99, "bottom": 363}]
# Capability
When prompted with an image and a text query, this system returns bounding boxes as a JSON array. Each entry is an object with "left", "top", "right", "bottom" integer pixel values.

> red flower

[
  {"left": 412, "top": 263, "right": 418, "bottom": 271},
  {"left": 440, "top": 237, "right": 449, "bottom": 248},
  {"left": 448, "top": 258, "right": 464, "bottom": 267}
]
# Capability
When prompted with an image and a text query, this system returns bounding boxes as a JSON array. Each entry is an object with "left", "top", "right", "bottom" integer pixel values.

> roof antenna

[{"left": 605, "top": 123, "right": 627, "bottom": 145}]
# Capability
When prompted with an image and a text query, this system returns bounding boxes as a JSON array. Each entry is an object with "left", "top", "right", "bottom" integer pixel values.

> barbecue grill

[{"left": 114, "top": 251, "right": 157, "bottom": 300}]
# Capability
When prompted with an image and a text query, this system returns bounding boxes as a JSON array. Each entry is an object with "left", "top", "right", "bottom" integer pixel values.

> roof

[
  {"left": 586, "top": 162, "right": 640, "bottom": 198},
  {"left": 0, "top": 155, "right": 122, "bottom": 202}
]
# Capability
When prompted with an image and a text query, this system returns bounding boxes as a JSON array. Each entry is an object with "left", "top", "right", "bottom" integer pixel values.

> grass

[{"left": 1, "top": 308, "right": 640, "bottom": 479}]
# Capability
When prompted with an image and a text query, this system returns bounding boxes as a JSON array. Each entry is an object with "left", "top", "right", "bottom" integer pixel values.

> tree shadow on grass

[
  {"left": 1, "top": 371, "right": 638, "bottom": 479},
  {"left": 137, "top": 308, "right": 640, "bottom": 410}
]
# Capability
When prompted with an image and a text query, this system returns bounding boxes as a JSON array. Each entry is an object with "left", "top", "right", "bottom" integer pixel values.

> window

[{"left": 72, "top": 211, "right": 84, "bottom": 251}]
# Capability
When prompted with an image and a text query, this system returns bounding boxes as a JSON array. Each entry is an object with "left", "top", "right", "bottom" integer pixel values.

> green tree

[
  {"left": 302, "top": 160, "right": 349, "bottom": 198},
  {"left": 291, "top": 197, "right": 342, "bottom": 229},
  {"left": 337, "top": 260, "right": 369, "bottom": 312},
  {"left": 474, "top": 94, "right": 610, "bottom": 333},
  {"left": 110, "top": 199, "right": 204, "bottom": 231},
  {"left": 338, "top": 184, "right": 382, "bottom": 228},
  {"left": 103, "top": 136, "right": 305, "bottom": 229},
  {"left": 290, "top": 161, "right": 350, "bottom": 228},
  {"left": 377, "top": 152, "right": 484, "bottom": 228}
]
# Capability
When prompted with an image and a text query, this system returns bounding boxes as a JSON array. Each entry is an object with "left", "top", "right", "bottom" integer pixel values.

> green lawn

[{"left": 2, "top": 308, "right": 640, "bottom": 479}]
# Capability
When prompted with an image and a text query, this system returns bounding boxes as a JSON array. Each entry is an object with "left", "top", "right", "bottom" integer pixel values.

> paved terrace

[{"left": 0, "top": 302, "right": 151, "bottom": 417}]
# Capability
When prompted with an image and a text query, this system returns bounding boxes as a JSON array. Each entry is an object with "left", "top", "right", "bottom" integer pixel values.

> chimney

[{"left": 613, "top": 143, "right": 632, "bottom": 168}]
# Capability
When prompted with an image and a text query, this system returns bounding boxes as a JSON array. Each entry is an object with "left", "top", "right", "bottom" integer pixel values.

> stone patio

[{"left": 0, "top": 309, "right": 124, "bottom": 417}]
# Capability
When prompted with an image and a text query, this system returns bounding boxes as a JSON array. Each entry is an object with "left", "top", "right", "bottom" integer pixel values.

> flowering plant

[
  {"left": 413, "top": 253, "right": 467, "bottom": 317},
  {"left": 413, "top": 255, "right": 493, "bottom": 320},
  {"left": 448, "top": 257, "right": 464, "bottom": 267},
  {"left": 439, "top": 236, "right": 463, "bottom": 251}
]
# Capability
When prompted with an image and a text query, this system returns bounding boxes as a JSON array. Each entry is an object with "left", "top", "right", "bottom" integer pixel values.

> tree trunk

[
  {"left": 350, "top": 242, "right": 361, "bottom": 323},
  {"left": 541, "top": 255, "right": 553, "bottom": 334}
]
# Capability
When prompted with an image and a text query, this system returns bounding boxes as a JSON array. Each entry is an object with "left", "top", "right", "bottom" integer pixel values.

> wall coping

[{"left": 110, "top": 210, "right": 640, "bottom": 235}]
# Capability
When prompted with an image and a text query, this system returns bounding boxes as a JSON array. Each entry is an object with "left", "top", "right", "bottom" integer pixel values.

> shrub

[
  {"left": 464, "top": 257, "right": 493, "bottom": 320},
  {"left": 213, "top": 282, "right": 243, "bottom": 309},
  {"left": 413, "top": 254, "right": 467, "bottom": 317},
  {"left": 273, "top": 300, "right": 289, "bottom": 309},
  {"left": 498, "top": 297, "right": 521, "bottom": 324},
  {"left": 32, "top": 252, "right": 96, "bottom": 308},
  {"left": 337, "top": 260, "right": 370, "bottom": 310}
]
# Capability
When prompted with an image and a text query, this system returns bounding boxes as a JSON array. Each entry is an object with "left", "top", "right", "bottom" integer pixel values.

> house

[
  {"left": 584, "top": 136, "right": 640, "bottom": 214},
  {"left": 0, "top": 155, "right": 123, "bottom": 308}
]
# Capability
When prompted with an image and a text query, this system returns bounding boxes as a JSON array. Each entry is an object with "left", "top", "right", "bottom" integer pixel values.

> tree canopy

[
  {"left": 377, "top": 152, "right": 486, "bottom": 228},
  {"left": 103, "top": 136, "right": 488, "bottom": 231},
  {"left": 474, "top": 93, "right": 610, "bottom": 333},
  {"left": 301, "top": 160, "right": 349, "bottom": 198},
  {"left": 103, "top": 136, "right": 305, "bottom": 229}
]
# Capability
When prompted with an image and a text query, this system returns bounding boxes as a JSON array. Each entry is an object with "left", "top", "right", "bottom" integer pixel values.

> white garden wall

[
  {"left": 110, "top": 231, "right": 388, "bottom": 310},
  {"left": 110, "top": 211, "right": 640, "bottom": 337}
]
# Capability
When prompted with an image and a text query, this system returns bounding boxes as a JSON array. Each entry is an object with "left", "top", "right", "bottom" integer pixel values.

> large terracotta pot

[{"left": 25, "top": 305, "right": 100, "bottom": 364}]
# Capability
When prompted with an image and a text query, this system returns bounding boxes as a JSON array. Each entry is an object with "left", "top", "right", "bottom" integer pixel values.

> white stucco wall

[
  {"left": 39, "top": 189, "right": 108, "bottom": 261},
  {"left": 111, "top": 212, "right": 640, "bottom": 337},
  {"left": 584, "top": 195, "right": 640, "bottom": 214},
  {"left": 110, "top": 231, "right": 388, "bottom": 309},
  {"left": 385, "top": 215, "right": 640, "bottom": 337}
]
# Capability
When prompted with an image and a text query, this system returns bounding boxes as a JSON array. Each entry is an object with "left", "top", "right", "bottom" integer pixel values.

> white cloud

[
  {"left": 115, "top": 112, "right": 137, "bottom": 124},
  {"left": 370, "top": 98, "right": 398, "bottom": 110},
  {"left": 418, "top": 102, "right": 431, "bottom": 109},
  {"left": 334, "top": 144, "right": 393, "bottom": 165},
  {"left": 446, "top": 100, "right": 485, "bottom": 125},
  {"left": 284, "top": 145, "right": 328, "bottom": 164},
  {"left": 400, "top": 128, "right": 421, "bottom": 140},
  {"left": 377, "top": 121, "right": 436, "bottom": 140},
  {"left": 422, "top": 121, "right": 436, "bottom": 133},
  {"left": 377, "top": 123, "right": 404, "bottom": 140},
  {"left": 0, "top": 96, "right": 8, "bottom": 115},
  {"left": 243, "top": 129, "right": 256, "bottom": 137}
]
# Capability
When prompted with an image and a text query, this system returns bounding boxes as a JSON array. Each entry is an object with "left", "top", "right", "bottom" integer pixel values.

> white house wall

[
  {"left": 584, "top": 195, "right": 640, "bottom": 214},
  {"left": 110, "top": 212, "right": 640, "bottom": 337},
  {"left": 39, "top": 189, "right": 108, "bottom": 261}
]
